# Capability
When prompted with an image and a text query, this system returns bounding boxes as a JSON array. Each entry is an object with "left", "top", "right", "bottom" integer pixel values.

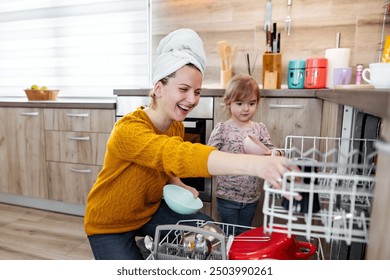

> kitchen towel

[
  {"left": 325, "top": 48, "right": 350, "bottom": 88},
  {"left": 152, "top": 28, "right": 206, "bottom": 85}
]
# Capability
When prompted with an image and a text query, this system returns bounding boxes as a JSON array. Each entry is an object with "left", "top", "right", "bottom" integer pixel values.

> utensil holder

[
  {"left": 262, "top": 53, "right": 282, "bottom": 89},
  {"left": 221, "top": 66, "right": 232, "bottom": 89}
]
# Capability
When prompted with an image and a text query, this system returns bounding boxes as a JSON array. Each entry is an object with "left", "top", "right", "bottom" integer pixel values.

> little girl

[{"left": 207, "top": 74, "right": 280, "bottom": 232}]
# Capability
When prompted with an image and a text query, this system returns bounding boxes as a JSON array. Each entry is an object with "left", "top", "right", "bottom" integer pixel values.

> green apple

[
  {"left": 31, "top": 84, "right": 39, "bottom": 90},
  {"left": 41, "top": 86, "right": 48, "bottom": 90}
]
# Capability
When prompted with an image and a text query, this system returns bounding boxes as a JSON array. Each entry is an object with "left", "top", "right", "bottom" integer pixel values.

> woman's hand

[{"left": 207, "top": 150, "right": 300, "bottom": 189}]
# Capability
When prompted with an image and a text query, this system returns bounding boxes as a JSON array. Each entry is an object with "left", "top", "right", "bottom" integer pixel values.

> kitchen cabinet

[
  {"left": 0, "top": 107, "right": 48, "bottom": 198},
  {"left": 0, "top": 99, "right": 115, "bottom": 216},
  {"left": 0, "top": 108, "right": 9, "bottom": 193},
  {"left": 44, "top": 108, "right": 114, "bottom": 204},
  {"left": 258, "top": 97, "right": 322, "bottom": 148},
  {"left": 213, "top": 97, "right": 322, "bottom": 149}
]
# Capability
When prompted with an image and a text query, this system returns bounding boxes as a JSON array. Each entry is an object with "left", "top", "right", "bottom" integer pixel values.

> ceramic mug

[
  {"left": 288, "top": 60, "right": 306, "bottom": 89},
  {"left": 333, "top": 67, "right": 352, "bottom": 87},
  {"left": 362, "top": 62, "right": 390, "bottom": 89}
]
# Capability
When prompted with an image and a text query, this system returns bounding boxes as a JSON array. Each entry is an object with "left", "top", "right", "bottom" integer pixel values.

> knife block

[{"left": 262, "top": 53, "right": 282, "bottom": 89}]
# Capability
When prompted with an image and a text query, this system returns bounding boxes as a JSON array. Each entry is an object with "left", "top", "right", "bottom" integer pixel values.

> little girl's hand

[{"left": 268, "top": 149, "right": 282, "bottom": 156}]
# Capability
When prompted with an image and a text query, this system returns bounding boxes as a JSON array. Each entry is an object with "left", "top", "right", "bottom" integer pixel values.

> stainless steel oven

[{"left": 115, "top": 93, "right": 214, "bottom": 202}]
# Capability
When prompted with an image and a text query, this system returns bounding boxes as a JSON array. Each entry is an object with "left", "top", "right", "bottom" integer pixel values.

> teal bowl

[{"left": 163, "top": 184, "right": 203, "bottom": 215}]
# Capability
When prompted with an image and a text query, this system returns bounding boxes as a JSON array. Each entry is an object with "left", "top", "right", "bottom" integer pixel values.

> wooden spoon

[
  {"left": 224, "top": 45, "right": 232, "bottom": 69},
  {"left": 217, "top": 40, "right": 227, "bottom": 70}
]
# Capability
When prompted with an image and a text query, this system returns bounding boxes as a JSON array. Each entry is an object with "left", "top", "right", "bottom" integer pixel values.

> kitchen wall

[{"left": 151, "top": 0, "right": 388, "bottom": 87}]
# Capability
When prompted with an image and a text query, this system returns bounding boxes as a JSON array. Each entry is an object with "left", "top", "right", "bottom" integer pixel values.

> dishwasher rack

[
  {"left": 147, "top": 220, "right": 253, "bottom": 260},
  {"left": 263, "top": 136, "right": 377, "bottom": 246},
  {"left": 147, "top": 219, "right": 324, "bottom": 260}
]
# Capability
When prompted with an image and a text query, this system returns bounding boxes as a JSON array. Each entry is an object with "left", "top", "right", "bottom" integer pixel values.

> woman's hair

[
  {"left": 223, "top": 74, "right": 261, "bottom": 107},
  {"left": 149, "top": 63, "right": 200, "bottom": 109}
]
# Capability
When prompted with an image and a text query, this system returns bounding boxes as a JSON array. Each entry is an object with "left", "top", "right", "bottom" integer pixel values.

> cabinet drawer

[
  {"left": 44, "top": 108, "right": 114, "bottom": 133},
  {"left": 47, "top": 162, "right": 101, "bottom": 204},
  {"left": 45, "top": 131, "right": 110, "bottom": 165},
  {"left": 260, "top": 98, "right": 322, "bottom": 148}
]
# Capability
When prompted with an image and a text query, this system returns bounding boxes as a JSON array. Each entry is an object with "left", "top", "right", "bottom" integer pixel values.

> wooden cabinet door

[
  {"left": 44, "top": 108, "right": 115, "bottom": 133},
  {"left": 47, "top": 162, "right": 101, "bottom": 204},
  {"left": 45, "top": 131, "right": 110, "bottom": 165},
  {"left": 0, "top": 108, "right": 10, "bottom": 193},
  {"left": 259, "top": 98, "right": 322, "bottom": 148},
  {"left": 6, "top": 108, "right": 48, "bottom": 198},
  {"left": 214, "top": 97, "right": 322, "bottom": 149},
  {"left": 44, "top": 108, "right": 114, "bottom": 206}
]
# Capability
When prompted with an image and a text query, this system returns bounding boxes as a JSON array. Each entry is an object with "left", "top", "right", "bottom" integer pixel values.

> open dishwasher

[
  {"left": 262, "top": 136, "right": 377, "bottom": 260},
  {"left": 146, "top": 135, "right": 376, "bottom": 261},
  {"left": 146, "top": 219, "right": 320, "bottom": 260}
]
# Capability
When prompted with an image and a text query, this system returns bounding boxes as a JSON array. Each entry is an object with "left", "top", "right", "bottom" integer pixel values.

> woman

[{"left": 84, "top": 28, "right": 295, "bottom": 260}]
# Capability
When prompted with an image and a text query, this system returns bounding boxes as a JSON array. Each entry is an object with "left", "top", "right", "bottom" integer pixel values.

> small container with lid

[
  {"left": 288, "top": 60, "right": 306, "bottom": 89},
  {"left": 355, "top": 64, "right": 363, "bottom": 85},
  {"left": 304, "top": 58, "right": 328, "bottom": 89}
]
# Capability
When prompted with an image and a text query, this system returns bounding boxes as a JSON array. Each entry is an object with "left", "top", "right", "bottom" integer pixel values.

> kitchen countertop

[
  {"left": 114, "top": 88, "right": 319, "bottom": 98},
  {"left": 0, "top": 96, "right": 116, "bottom": 109},
  {"left": 115, "top": 88, "right": 390, "bottom": 119},
  {"left": 1, "top": 88, "right": 389, "bottom": 119},
  {"left": 316, "top": 88, "right": 390, "bottom": 119}
]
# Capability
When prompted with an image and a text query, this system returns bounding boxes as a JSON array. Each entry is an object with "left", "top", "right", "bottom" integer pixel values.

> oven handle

[{"left": 183, "top": 121, "right": 198, "bottom": 128}]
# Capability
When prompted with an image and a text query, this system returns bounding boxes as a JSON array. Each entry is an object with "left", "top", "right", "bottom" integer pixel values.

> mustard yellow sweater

[{"left": 84, "top": 107, "right": 216, "bottom": 235}]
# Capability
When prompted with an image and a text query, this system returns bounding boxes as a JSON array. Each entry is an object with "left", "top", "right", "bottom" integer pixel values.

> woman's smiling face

[{"left": 158, "top": 65, "right": 203, "bottom": 122}]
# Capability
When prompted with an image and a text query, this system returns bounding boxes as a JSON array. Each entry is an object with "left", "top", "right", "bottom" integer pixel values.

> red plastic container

[
  {"left": 228, "top": 227, "right": 316, "bottom": 260},
  {"left": 304, "top": 58, "right": 328, "bottom": 89}
]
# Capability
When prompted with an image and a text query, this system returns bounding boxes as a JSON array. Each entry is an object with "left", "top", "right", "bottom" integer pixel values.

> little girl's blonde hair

[{"left": 223, "top": 74, "right": 261, "bottom": 107}]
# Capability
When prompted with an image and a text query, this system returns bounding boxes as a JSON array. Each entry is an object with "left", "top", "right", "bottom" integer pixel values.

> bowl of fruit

[{"left": 24, "top": 84, "right": 60, "bottom": 101}]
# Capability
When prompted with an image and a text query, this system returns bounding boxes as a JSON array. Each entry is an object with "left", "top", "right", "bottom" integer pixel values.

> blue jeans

[
  {"left": 217, "top": 198, "right": 258, "bottom": 235},
  {"left": 87, "top": 200, "right": 212, "bottom": 260}
]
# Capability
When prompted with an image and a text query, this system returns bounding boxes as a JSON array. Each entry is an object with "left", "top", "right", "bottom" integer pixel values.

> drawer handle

[
  {"left": 20, "top": 112, "right": 39, "bottom": 116},
  {"left": 68, "top": 136, "right": 90, "bottom": 141},
  {"left": 67, "top": 113, "right": 89, "bottom": 118},
  {"left": 69, "top": 168, "right": 92, "bottom": 174},
  {"left": 268, "top": 104, "right": 304, "bottom": 109}
]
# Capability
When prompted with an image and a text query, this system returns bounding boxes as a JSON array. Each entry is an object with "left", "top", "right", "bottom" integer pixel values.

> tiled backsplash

[{"left": 152, "top": 0, "right": 389, "bottom": 86}]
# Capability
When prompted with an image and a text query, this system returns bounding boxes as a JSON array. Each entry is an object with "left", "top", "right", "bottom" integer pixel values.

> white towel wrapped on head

[{"left": 152, "top": 28, "right": 206, "bottom": 85}]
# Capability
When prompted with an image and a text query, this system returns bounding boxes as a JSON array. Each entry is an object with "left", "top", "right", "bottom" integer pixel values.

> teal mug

[{"left": 288, "top": 60, "right": 306, "bottom": 89}]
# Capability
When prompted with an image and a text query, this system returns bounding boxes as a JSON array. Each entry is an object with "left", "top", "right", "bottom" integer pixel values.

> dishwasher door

[{"left": 330, "top": 108, "right": 381, "bottom": 259}]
